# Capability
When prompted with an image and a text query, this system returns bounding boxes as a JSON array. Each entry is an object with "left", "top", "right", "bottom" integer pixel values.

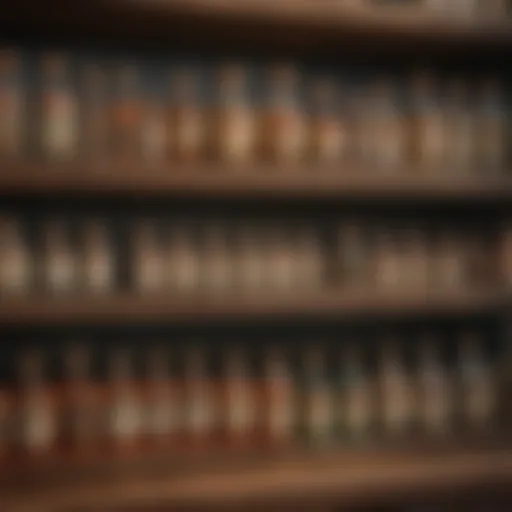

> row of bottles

[
  {"left": 0, "top": 48, "right": 509, "bottom": 171},
  {"left": 0, "top": 215, "right": 505, "bottom": 296},
  {"left": 0, "top": 331, "right": 501, "bottom": 456}
]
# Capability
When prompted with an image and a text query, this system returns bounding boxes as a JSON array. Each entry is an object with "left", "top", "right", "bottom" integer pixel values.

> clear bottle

[
  {"left": 444, "top": 78, "right": 475, "bottom": 172},
  {"left": 263, "top": 347, "right": 295, "bottom": 445},
  {"left": 476, "top": 78, "right": 505, "bottom": 172},
  {"left": 293, "top": 228, "right": 324, "bottom": 290},
  {"left": 80, "top": 62, "right": 109, "bottom": 162},
  {"left": 42, "top": 220, "right": 77, "bottom": 294},
  {"left": 145, "top": 346, "right": 176, "bottom": 444},
  {"left": 302, "top": 346, "right": 333, "bottom": 444},
  {"left": 110, "top": 64, "right": 141, "bottom": 163},
  {"left": 308, "top": 78, "right": 347, "bottom": 164},
  {"left": 39, "top": 53, "right": 78, "bottom": 161},
  {"left": 167, "top": 223, "right": 199, "bottom": 293},
  {"left": 223, "top": 349, "right": 254, "bottom": 444},
  {"left": 18, "top": 349, "right": 56, "bottom": 453},
  {"left": 200, "top": 224, "right": 232, "bottom": 293},
  {"left": 168, "top": 68, "right": 204, "bottom": 162},
  {"left": 457, "top": 333, "right": 496, "bottom": 431},
  {"left": 0, "top": 48, "right": 24, "bottom": 159},
  {"left": 370, "top": 78, "right": 404, "bottom": 169},
  {"left": 82, "top": 220, "right": 115, "bottom": 294},
  {"left": 409, "top": 71, "right": 445, "bottom": 170},
  {"left": 214, "top": 64, "right": 254, "bottom": 163},
  {"left": 107, "top": 348, "right": 140, "bottom": 449},
  {"left": 0, "top": 216, "right": 31, "bottom": 294},
  {"left": 379, "top": 339, "right": 413, "bottom": 436},
  {"left": 63, "top": 344, "right": 99, "bottom": 448},
  {"left": 131, "top": 220, "right": 165, "bottom": 294},
  {"left": 184, "top": 346, "right": 213, "bottom": 444},
  {"left": 338, "top": 220, "right": 369, "bottom": 288},
  {"left": 263, "top": 64, "right": 305, "bottom": 164},
  {"left": 340, "top": 344, "right": 373, "bottom": 439},
  {"left": 416, "top": 337, "right": 452, "bottom": 436}
]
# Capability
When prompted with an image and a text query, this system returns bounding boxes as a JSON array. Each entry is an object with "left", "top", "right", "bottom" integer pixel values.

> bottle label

[{"left": 42, "top": 92, "right": 77, "bottom": 159}]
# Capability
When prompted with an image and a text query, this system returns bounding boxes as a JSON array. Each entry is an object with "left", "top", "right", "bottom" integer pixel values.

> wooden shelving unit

[{"left": 1, "top": 164, "right": 511, "bottom": 200}]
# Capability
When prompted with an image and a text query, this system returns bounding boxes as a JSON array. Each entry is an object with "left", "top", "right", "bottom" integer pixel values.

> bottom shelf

[{"left": 3, "top": 442, "right": 512, "bottom": 512}]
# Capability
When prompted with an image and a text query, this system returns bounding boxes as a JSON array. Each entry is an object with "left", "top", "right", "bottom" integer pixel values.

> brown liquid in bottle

[
  {"left": 63, "top": 344, "right": 99, "bottom": 450},
  {"left": 0, "top": 49, "right": 23, "bottom": 159},
  {"left": 80, "top": 63, "right": 109, "bottom": 162},
  {"left": 42, "top": 221, "right": 77, "bottom": 294},
  {"left": 110, "top": 65, "right": 141, "bottom": 163},
  {"left": 214, "top": 64, "right": 254, "bottom": 164},
  {"left": 263, "top": 64, "right": 305, "bottom": 165},
  {"left": 18, "top": 350, "right": 56, "bottom": 454},
  {"left": 308, "top": 78, "right": 347, "bottom": 164},
  {"left": 0, "top": 216, "right": 31, "bottom": 294},
  {"left": 82, "top": 220, "right": 115, "bottom": 294},
  {"left": 168, "top": 68, "right": 203, "bottom": 162},
  {"left": 132, "top": 221, "right": 165, "bottom": 294},
  {"left": 40, "top": 53, "right": 78, "bottom": 161}
]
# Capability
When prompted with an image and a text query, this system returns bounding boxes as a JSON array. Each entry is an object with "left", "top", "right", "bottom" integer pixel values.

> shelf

[
  {"left": 1, "top": 164, "right": 511, "bottom": 201},
  {"left": 0, "top": 288, "right": 504, "bottom": 326},
  {"left": 4, "top": 445, "right": 512, "bottom": 511}
]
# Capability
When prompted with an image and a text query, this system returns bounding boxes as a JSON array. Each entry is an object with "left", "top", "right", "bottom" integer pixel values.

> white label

[{"left": 42, "top": 93, "right": 78, "bottom": 159}]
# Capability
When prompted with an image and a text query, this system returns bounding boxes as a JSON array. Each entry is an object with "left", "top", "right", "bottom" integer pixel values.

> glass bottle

[
  {"left": 82, "top": 220, "right": 115, "bottom": 294},
  {"left": 338, "top": 220, "right": 369, "bottom": 288},
  {"left": 141, "top": 86, "right": 167, "bottom": 165},
  {"left": 500, "top": 222, "right": 512, "bottom": 287},
  {"left": 233, "top": 226, "right": 265, "bottom": 293},
  {"left": 401, "top": 228, "right": 429, "bottom": 292},
  {"left": 266, "top": 228, "right": 295, "bottom": 292},
  {"left": 168, "top": 67, "right": 204, "bottom": 162},
  {"left": 40, "top": 53, "right": 78, "bottom": 161},
  {"left": 264, "top": 64, "right": 305, "bottom": 165},
  {"left": 200, "top": 224, "right": 232, "bottom": 294},
  {"left": 293, "top": 228, "right": 324, "bottom": 290},
  {"left": 432, "top": 231, "right": 465, "bottom": 291},
  {"left": 215, "top": 64, "right": 254, "bottom": 163},
  {"left": 373, "top": 227, "right": 401, "bottom": 291},
  {"left": 0, "top": 48, "right": 24, "bottom": 159},
  {"left": 167, "top": 223, "right": 199, "bottom": 293},
  {"left": 0, "top": 216, "right": 31, "bottom": 294}
]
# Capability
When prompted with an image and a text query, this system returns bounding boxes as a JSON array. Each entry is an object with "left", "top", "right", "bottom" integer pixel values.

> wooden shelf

[
  {"left": 4, "top": 446, "right": 512, "bottom": 511},
  {"left": 1, "top": 164, "right": 511, "bottom": 200},
  {"left": 0, "top": 288, "right": 504, "bottom": 326}
]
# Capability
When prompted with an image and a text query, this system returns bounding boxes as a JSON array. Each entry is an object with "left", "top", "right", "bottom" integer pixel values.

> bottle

[
  {"left": 39, "top": 53, "right": 78, "bottom": 161},
  {"left": 457, "top": 333, "right": 496, "bottom": 431},
  {"left": 432, "top": 231, "right": 465, "bottom": 291},
  {"left": 42, "top": 220, "right": 77, "bottom": 294},
  {"left": 0, "top": 48, "right": 24, "bottom": 160},
  {"left": 338, "top": 220, "right": 368, "bottom": 288},
  {"left": 293, "top": 228, "right": 324, "bottom": 290},
  {"left": 107, "top": 348, "right": 140, "bottom": 449},
  {"left": 200, "top": 224, "right": 232, "bottom": 293},
  {"left": 409, "top": 72, "right": 445, "bottom": 170},
  {"left": 378, "top": 339, "right": 413, "bottom": 436},
  {"left": 110, "top": 64, "right": 141, "bottom": 163},
  {"left": 82, "top": 220, "right": 115, "bottom": 294},
  {"left": 80, "top": 61, "right": 109, "bottom": 162},
  {"left": 145, "top": 346, "right": 176, "bottom": 444},
  {"left": 498, "top": 322, "right": 512, "bottom": 429},
  {"left": 373, "top": 227, "right": 401, "bottom": 291},
  {"left": 416, "top": 337, "right": 452, "bottom": 436},
  {"left": 370, "top": 78, "right": 404, "bottom": 169},
  {"left": 223, "top": 349, "right": 254, "bottom": 444},
  {"left": 131, "top": 220, "right": 165, "bottom": 294},
  {"left": 0, "top": 216, "right": 31, "bottom": 294},
  {"left": 302, "top": 346, "right": 333, "bottom": 444},
  {"left": 168, "top": 67, "right": 204, "bottom": 162},
  {"left": 0, "top": 388, "right": 11, "bottom": 458},
  {"left": 263, "top": 347, "right": 295, "bottom": 445},
  {"left": 18, "top": 349, "right": 56, "bottom": 453},
  {"left": 62, "top": 344, "right": 99, "bottom": 449},
  {"left": 401, "top": 228, "right": 429, "bottom": 292},
  {"left": 500, "top": 223, "right": 512, "bottom": 287},
  {"left": 233, "top": 226, "right": 265, "bottom": 293},
  {"left": 444, "top": 78, "right": 475, "bottom": 172},
  {"left": 476, "top": 78, "right": 505, "bottom": 172},
  {"left": 214, "top": 64, "right": 254, "bottom": 163},
  {"left": 308, "top": 78, "right": 347, "bottom": 163},
  {"left": 183, "top": 346, "right": 214, "bottom": 445},
  {"left": 141, "top": 83, "right": 167, "bottom": 165},
  {"left": 340, "top": 344, "right": 373, "bottom": 439},
  {"left": 263, "top": 64, "right": 305, "bottom": 165},
  {"left": 166, "top": 223, "right": 199, "bottom": 293},
  {"left": 266, "top": 228, "right": 295, "bottom": 292}
]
